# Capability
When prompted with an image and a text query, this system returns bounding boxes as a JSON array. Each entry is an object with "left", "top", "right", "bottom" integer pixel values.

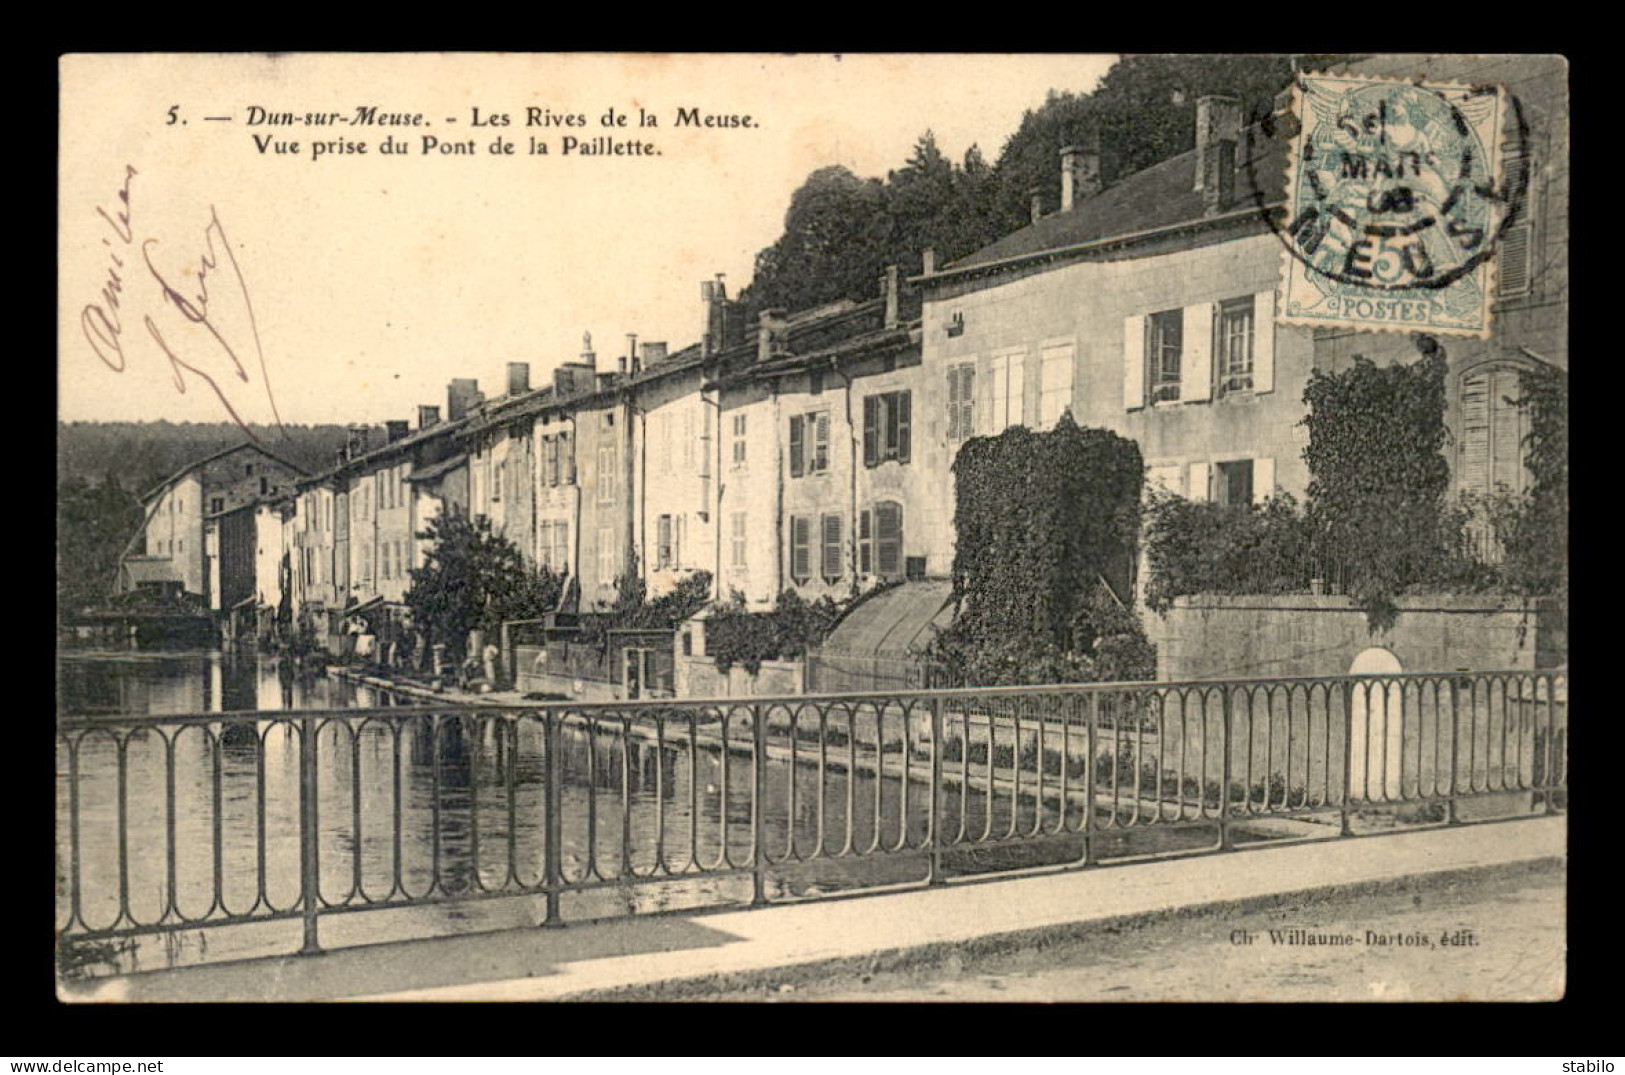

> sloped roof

[
  {"left": 405, "top": 452, "right": 468, "bottom": 483},
  {"left": 821, "top": 579, "right": 954, "bottom": 658},
  {"left": 140, "top": 440, "right": 309, "bottom": 503},
  {"left": 941, "top": 122, "right": 1290, "bottom": 276}
]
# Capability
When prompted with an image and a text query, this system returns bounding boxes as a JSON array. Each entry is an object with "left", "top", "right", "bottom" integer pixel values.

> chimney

[
  {"left": 880, "top": 265, "right": 900, "bottom": 329},
  {"left": 385, "top": 419, "right": 410, "bottom": 444},
  {"left": 554, "top": 367, "right": 575, "bottom": 395},
  {"left": 617, "top": 355, "right": 627, "bottom": 375},
  {"left": 347, "top": 424, "right": 371, "bottom": 457},
  {"left": 1060, "top": 137, "right": 1102, "bottom": 211},
  {"left": 626, "top": 333, "right": 640, "bottom": 375},
  {"left": 417, "top": 405, "right": 440, "bottom": 430},
  {"left": 1195, "top": 95, "right": 1242, "bottom": 193},
  {"left": 641, "top": 341, "right": 668, "bottom": 366},
  {"left": 701, "top": 275, "right": 728, "bottom": 357},
  {"left": 1029, "top": 186, "right": 1045, "bottom": 224},
  {"left": 922, "top": 248, "right": 936, "bottom": 276},
  {"left": 447, "top": 378, "right": 482, "bottom": 421},
  {"left": 506, "top": 361, "right": 531, "bottom": 396},
  {"left": 579, "top": 331, "right": 596, "bottom": 371},
  {"left": 757, "top": 308, "right": 787, "bottom": 363},
  {"left": 1203, "top": 139, "right": 1237, "bottom": 215}
]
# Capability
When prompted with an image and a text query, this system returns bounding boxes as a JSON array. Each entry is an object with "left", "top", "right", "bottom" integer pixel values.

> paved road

[{"left": 732, "top": 866, "right": 1565, "bottom": 1003}]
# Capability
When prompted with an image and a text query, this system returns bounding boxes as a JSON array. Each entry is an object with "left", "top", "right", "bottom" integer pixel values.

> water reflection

[
  {"left": 57, "top": 649, "right": 392, "bottom": 716},
  {"left": 55, "top": 654, "right": 1155, "bottom": 978}
]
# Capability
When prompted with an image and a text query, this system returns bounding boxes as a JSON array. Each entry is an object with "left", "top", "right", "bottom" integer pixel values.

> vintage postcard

[{"left": 57, "top": 53, "right": 1567, "bottom": 1004}]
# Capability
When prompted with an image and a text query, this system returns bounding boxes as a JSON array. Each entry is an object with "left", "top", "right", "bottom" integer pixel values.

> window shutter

[
  {"left": 946, "top": 369, "right": 961, "bottom": 440},
  {"left": 875, "top": 502, "right": 902, "bottom": 577},
  {"left": 1490, "top": 369, "right": 1527, "bottom": 494},
  {"left": 1498, "top": 217, "right": 1532, "bottom": 296},
  {"left": 789, "top": 415, "right": 805, "bottom": 478},
  {"left": 961, "top": 366, "right": 976, "bottom": 437},
  {"left": 821, "top": 514, "right": 842, "bottom": 579},
  {"left": 1253, "top": 291, "right": 1276, "bottom": 394},
  {"left": 815, "top": 412, "right": 830, "bottom": 471},
  {"left": 1187, "top": 461, "right": 1211, "bottom": 501},
  {"left": 897, "top": 392, "right": 912, "bottom": 463},
  {"left": 1252, "top": 456, "right": 1276, "bottom": 503},
  {"left": 863, "top": 396, "right": 879, "bottom": 467},
  {"left": 1459, "top": 372, "right": 1491, "bottom": 495},
  {"left": 1124, "top": 315, "right": 1146, "bottom": 410},
  {"left": 791, "top": 516, "right": 811, "bottom": 580},
  {"left": 858, "top": 510, "right": 873, "bottom": 574},
  {"left": 1181, "top": 303, "right": 1215, "bottom": 402}
]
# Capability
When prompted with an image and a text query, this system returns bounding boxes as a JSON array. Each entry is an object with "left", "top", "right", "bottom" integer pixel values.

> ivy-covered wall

[{"left": 933, "top": 413, "right": 1151, "bottom": 684}]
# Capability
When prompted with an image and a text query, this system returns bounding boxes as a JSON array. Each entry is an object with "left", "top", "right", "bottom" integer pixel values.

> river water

[{"left": 61, "top": 649, "right": 1169, "bottom": 978}]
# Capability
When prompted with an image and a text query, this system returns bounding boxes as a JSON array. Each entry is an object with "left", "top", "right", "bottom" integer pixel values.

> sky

[{"left": 59, "top": 53, "right": 1117, "bottom": 428}]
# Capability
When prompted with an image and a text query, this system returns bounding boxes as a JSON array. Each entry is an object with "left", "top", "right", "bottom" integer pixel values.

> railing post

[
  {"left": 1447, "top": 680, "right": 1463, "bottom": 825},
  {"left": 541, "top": 710, "right": 565, "bottom": 928},
  {"left": 927, "top": 695, "right": 945, "bottom": 885},
  {"left": 1219, "top": 687, "right": 1235, "bottom": 851},
  {"left": 750, "top": 704, "right": 769, "bottom": 907},
  {"left": 298, "top": 715, "right": 323, "bottom": 955},
  {"left": 1081, "top": 693, "right": 1096, "bottom": 866},
  {"left": 1340, "top": 683, "right": 1355, "bottom": 838}
]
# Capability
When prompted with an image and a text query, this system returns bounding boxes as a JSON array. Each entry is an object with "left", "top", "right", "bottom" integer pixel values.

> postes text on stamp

[{"left": 1277, "top": 72, "right": 1518, "bottom": 339}]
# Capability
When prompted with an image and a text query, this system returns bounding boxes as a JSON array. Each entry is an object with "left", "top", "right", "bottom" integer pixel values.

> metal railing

[{"left": 56, "top": 669, "right": 1566, "bottom": 962}]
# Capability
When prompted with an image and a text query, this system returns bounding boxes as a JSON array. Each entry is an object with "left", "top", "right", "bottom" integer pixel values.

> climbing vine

[
  {"left": 931, "top": 411, "right": 1149, "bottom": 685},
  {"left": 1302, "top": 341, "right": 1454, "bottom": 631},
  {"left": 1491, "top": 364, "right": 1569, "bottom": 610},
  {"left": 707, "top": 587, "right": 844, "bottom": 676}
]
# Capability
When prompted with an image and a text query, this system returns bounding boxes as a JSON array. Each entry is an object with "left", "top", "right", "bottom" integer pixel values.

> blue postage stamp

[{"left": 1277, "top": 72, "right": 1517, "bottom": 339}]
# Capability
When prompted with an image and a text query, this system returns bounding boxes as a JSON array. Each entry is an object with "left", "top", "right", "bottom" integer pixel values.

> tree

[
  {"left": 1088, "top": 54, "right": 1294, "bottom": 184},
  {"left": 405, "top": 511, "right": 565, "bottom": 658},
  {"left": 740, "top": 165, "right": 892, "bottom": 316},
  {"left": 57, "top": 471, "right": 143, "bottom": 614}
]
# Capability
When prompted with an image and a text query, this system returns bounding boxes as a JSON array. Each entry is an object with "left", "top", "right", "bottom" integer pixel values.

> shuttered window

[
  {"left": 1459, "top": 367, "right": 1529, "bottom": 498},
  {"left": 657, "top": 514, "right": 673, "bottom": 569},
  {"left": 789, "top": 412, "right": 829, "bottom": 476},
  {"left": 821, "top": 514, "right": 843, "bottom": 581},
  {"left": 597, "top": 528, "right": 615, "bottom": 586},
  {"left": 874, "top": 501, "right": 903, "bottom": 579},
  {"left": 730, "top": 511, "right": 747, "bottom": 568},
  {"left": 552, "top": 522, "right": 569, "bottom": 572},
  {"left": 947, "top": 363, "right": 976, "bottom": 440},
  {"left": 864, "top": 391, "right": 911, "bottom": 466},
  {"left": 858, "top": 510, "right": 873, "bottom": 575},
  {"left": 597, "top": 445, "right": 617, "bottom": 504},
  {"left": 991, "top": 351, "right": 1025, "bottom": 429},
  {"left": 790, "top": 515, "right": 812, "bottom": 583},
  {"left": 1498, "top": 220, "right": 1533, "bottom": 297}
]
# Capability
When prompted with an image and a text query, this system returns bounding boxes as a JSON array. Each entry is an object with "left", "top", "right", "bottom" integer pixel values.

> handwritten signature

[{"left": 79, "top": 166, "right": 284, "bottom": 441}]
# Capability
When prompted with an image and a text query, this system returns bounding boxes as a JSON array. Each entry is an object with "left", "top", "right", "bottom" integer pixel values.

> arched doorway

[{"left": 1348, "top": 648, "right": 1405, "bottom": 801}]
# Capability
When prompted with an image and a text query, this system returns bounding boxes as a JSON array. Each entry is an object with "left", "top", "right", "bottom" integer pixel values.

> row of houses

[{"left": 116, "top": 55, "right": 1566, "bottom": 676}]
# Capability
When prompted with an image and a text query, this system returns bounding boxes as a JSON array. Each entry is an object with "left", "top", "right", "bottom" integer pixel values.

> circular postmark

[{"left": 1250, "top": 74, "right": 1528, "bottom": 296}]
